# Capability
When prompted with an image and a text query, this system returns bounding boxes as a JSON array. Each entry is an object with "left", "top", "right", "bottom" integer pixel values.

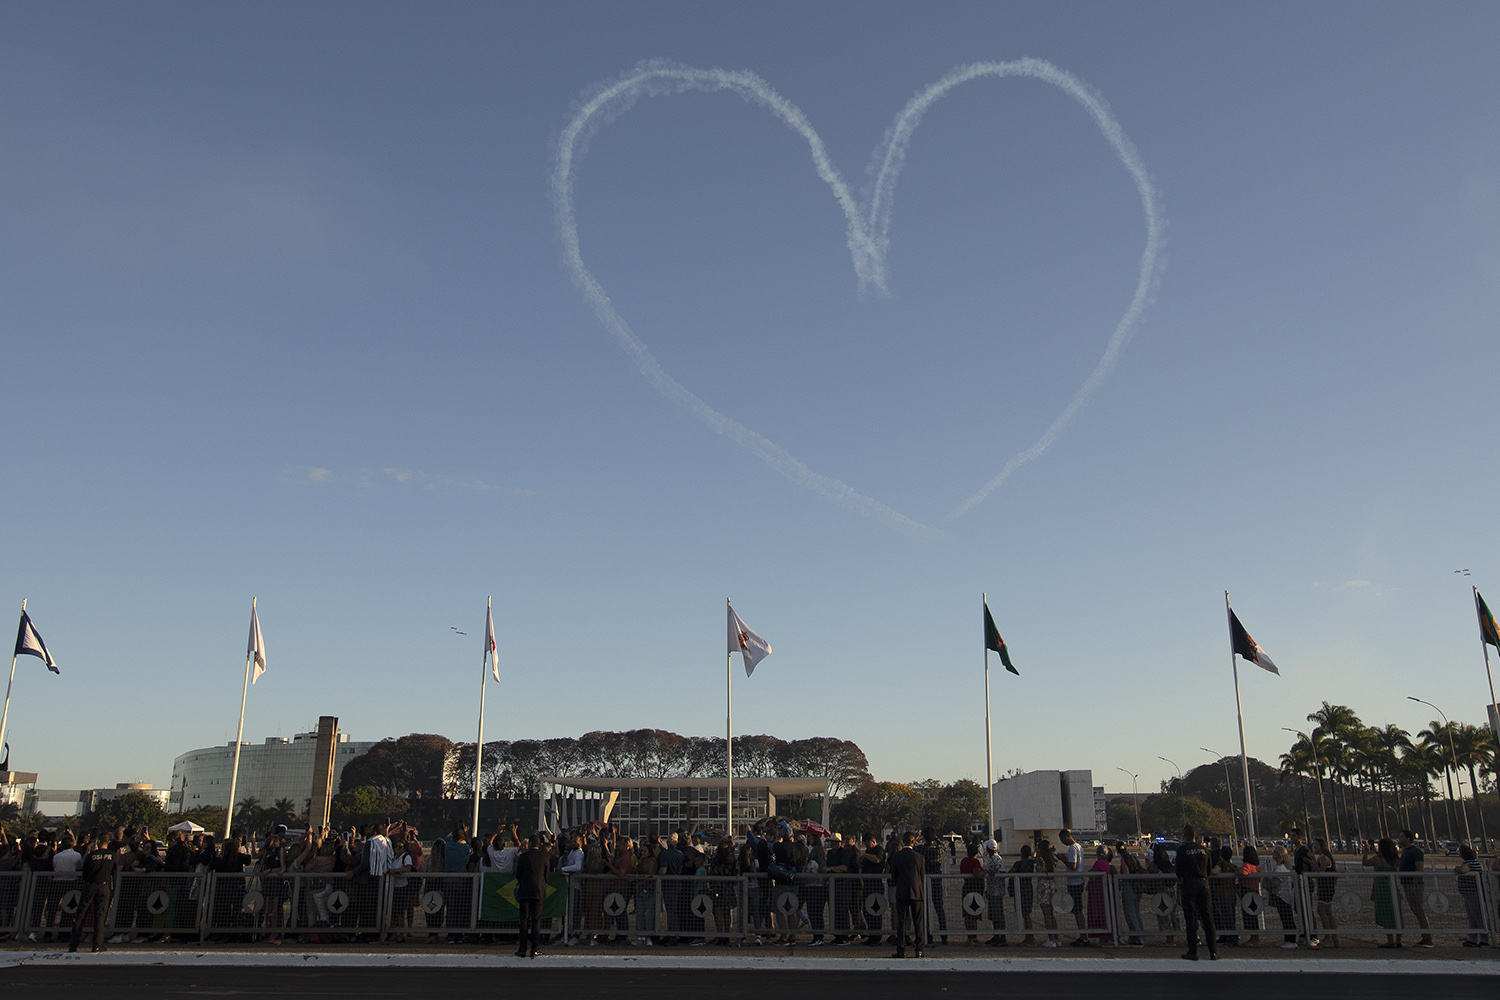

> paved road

[{"left": 3, "top": 967, "right": 1496, "bottom": 1000}]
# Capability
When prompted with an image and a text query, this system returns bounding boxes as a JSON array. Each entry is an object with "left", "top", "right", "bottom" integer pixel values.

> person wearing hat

[{"left": 982, "top": 839, "right": 1009, "bottom": 946}]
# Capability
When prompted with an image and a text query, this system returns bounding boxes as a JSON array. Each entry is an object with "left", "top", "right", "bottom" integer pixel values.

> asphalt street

[{"left": 2, "top": 967, "right": 1496, "bottom": 1000}]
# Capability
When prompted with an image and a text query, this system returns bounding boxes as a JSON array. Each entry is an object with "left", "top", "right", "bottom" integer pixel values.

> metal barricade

[
  {"left": 750, "top": 873, "right": 888, "bottom": 943},
  {"left": 927, "top": 872, "right": 1007, "bottom": 943},
  {"left": 1114, "top": 872, "right": 1180, "bottom": 945},
  {"left": 107, "top": 872, "right": 204, "bottom": 939},
  {"left": 0, "top": 869, "right": 28, "bottom": 938},
  {"left": 654, "top": 874, "right": 744, "bottom": 941},
  {"left": 19, "top": 871, "right": 91, "bottom": 942},
  {"left": 1303, "top": 870, "right": 1492, "bottom": 945},
  {"left": 743, "top": 873, "right": 829, "bottom": 943},
  {"left": 387, "top": 872, "right": 477, "bottom": 938},
  {"left": 1009, "top": 872, "right": 1115, "bottom": 944},
  {"left": 204, "top": 870, "right": 384, "bottom": 938}
]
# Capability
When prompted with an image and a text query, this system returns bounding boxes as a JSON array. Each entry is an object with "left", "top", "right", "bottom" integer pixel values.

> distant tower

[{"left": 309, "top": 716, "right": 340, "bottom": 829}]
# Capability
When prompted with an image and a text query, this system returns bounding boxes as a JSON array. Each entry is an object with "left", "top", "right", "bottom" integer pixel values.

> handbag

[{"left": 768, "top": 862, "right": 796, "bottom": 884}]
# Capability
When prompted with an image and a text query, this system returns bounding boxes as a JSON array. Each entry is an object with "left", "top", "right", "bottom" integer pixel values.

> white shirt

[
  {"left": 52, "top": 848, "right": 82, "bottom": 876},
  {"left": 560, "top": 848, "right": 584, "bottom": 874},
  {"left": 487, "top": 845, "right": 519, "bottom": 873},
  {"left": 368, "top": 834, "right": 394, "bottom": 877},
  {"left": 1064, "top": 842, "right": 1084, "bottom": 885}
]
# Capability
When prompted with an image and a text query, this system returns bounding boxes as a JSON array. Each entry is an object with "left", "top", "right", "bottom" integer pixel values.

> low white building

[
  {"left": 990, "top": 769, "right": 1103, "bottom": 852},
  {"left": 170, "top": 730, "right": 376, "bottom": 813},
  {"left": 18, "top": 782, "right": 170, "bottom": 819}
]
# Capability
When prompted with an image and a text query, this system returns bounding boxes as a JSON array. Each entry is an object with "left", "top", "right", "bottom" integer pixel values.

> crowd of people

[{"left": 0, "top": 817, "right": 1493, "bottom": 956}]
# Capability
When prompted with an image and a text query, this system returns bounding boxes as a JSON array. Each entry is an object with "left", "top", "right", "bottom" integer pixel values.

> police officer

[
  {"left": 69, "top": 832, "right": 119, "bottom": 953},
  {"left": 1174, "top": 824, "right": 1217, "bottom": 961}
]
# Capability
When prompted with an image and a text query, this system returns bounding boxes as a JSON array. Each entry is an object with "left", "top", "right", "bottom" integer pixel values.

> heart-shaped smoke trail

[{"left": 553, "top": 59, "right": 1163, "bottom": 536}]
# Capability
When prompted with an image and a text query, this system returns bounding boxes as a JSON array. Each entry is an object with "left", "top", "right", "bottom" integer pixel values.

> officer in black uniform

[
  {"left": 1174, "top": 824, "right": 1217, "bottom": 961},
  {"left": 69, "top": 833, "right": 120, "bottom": 953}
]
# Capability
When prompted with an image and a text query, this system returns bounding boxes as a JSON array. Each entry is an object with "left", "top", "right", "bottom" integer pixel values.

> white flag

[
  {"left": 728, "top": 604, "right": 772, "bottom": 677},
  {"left": 485, "top": 597, "right": 499, "bottom": 681},
  {"left": 248, "top": 599, "right": 266, "bottom": 683}
]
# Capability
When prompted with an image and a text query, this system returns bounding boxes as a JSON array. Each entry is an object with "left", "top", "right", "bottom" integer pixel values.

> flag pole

[
  {"left": 983, "top": 594, "right": 995, "bottom": 841},
  {"left": 727, "top": 598, "right": 734, "bottom": 841},
  {"left": 0, "top": 599, "right": 24, "bottom": 764},
  {"left": 224, "top": 598, "right": 255, "bottom": 840},
  {"left": 1226, "top": 592, "right": 1256, "bottom": 845},
  {"left": 472, "top": 597, "right": 491, "bottom": 840},
  {"left": 1476, "top": 587, "right": 1500, "bottom": 808}
]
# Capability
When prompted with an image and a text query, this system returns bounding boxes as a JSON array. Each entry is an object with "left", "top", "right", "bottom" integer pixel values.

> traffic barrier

[
  {"left": 203, "top": 870, "right": 385, "bottom": 939},
  {"left": 1303, "top": 870, "right": 1492, "bottom": 946},
  {"left": 1008, "top": 871, "right": 1115, "bottom": 944},
  {"left": 107, "top": 872, "right": 204, "bottom": 940},
  {"left": 0, "top": 870, "right": 27, "bottom": 937},
  {"left": 18, "top": 871, "right": 89, "bottom": 941},
  {"left": 927, "top": 872, "right": 1004, "bottom": 943}
]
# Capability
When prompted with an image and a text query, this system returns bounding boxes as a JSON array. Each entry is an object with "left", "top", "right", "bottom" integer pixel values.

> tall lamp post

[
  {"left": 1116, "top": 767, "right": 1142, "bottom": 843},
  {"left": 1408, "top": 695, "right": 1473, "bottom": 846},
  {"left": 1158, "top": 756, "right": 1186, "bottom": 828},
  {"left": 1283, "top": 727, "right": 1332, "bottom": 847},
  {"left": 1201, "top": 747, "right": 1239, "bottom": 845}
]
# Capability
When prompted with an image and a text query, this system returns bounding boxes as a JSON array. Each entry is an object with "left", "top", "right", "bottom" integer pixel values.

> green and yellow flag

[
  {"left": 479, "top": 873, "right": 568, "bottom": 923},
  {"left": 1477, "top": 589, "right": 1500, "bottom": 650}
]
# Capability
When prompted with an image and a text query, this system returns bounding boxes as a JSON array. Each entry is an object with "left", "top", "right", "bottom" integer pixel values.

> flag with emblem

[
  {"left": 14, "top": 609, "right": 59, "bottom": 674},
  {"left": 728, "top": 603, "right": 772, "bottom": 677},
  {"left": 1476, "top": 589, "right": 1500, "bottom": 650},
  {"left": 983, "top": 600, "right": 1019, "bottom": 676},
  {"left": 247, "top": 599, "right": 266, "bottom": 683},
  {"left": 1229, "top": 609, "right": 1279, "bottom": 675},
  {"left": 485, "top": 597, "right": 499, "bottom": 681}
]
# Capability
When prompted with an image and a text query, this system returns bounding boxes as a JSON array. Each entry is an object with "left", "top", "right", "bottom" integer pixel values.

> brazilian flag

[
  {"left": 480, "top": 873, "right": 568, "bottom": 922},
  {"left": 1478, "top": 589, "right": 1500, "bottom": 650},
  {"left": 984, "top": 599, "right": 1019, "bottom": 676}
]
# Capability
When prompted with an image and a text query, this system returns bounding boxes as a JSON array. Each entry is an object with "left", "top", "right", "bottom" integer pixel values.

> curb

[{"left": 3, "top": 951, "right": 1499, "bottom": 973}]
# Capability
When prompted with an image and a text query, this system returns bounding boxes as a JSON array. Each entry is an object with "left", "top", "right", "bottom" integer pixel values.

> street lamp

[
  {"left": 1116, "top": 766, "right": 1142, "bottom": 843},
  {"left": 1408, "top": 695, "right": 1474, "bottom": 845},
  {"left": 1282, "top": 727, "right": 1332, "bottom": 845},
  {"left": 1201, "top": 747, "right": 1238, "bottom": 845},
  {"left": 1158, "top": 756, "right": 1186, "bottom": 828}
]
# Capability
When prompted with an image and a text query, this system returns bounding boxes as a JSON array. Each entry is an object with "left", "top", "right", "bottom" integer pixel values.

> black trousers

[
  {"left": 1180, "top": 880, "right": 1215, "bottom": 955},
  {"left": 68, "top": 884, "right": 112, "bottom": 952},
  {"left": 894, "top": 896, "right": 924, "bottom": 954},
  {"left": 518, "top": 898, "right": 543, "bottom": 954}
]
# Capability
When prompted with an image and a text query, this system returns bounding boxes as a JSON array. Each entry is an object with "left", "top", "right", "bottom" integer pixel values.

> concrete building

[
  {"left": 540, "top": 776, "right": 831, "bottom": 840},
  {"left": 170, "top": 730, "right": 376, "bottom": 813},
  {"left": 990, "top": 769, "right": 1105, "bottom": 852},
  {"left": 1, "top": 770, "right": 37, "bottom": 810},
  {"left": 16, "top": 782, "right": 170, "bottom": 819}
]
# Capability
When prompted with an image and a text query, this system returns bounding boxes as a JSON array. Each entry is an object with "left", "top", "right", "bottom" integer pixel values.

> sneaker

[
  {"left": 566, "top": 937, "right": 580, "bottom": 946},
  {"left": 1280, "top": 942, "right": 1297, "bottom": 950},
  {"left": 690, "top": 940, "right": 706, "bottom": 947},
  {"left": 1042, "top": 940, "right": 1062, "bottom": 948},
  {"left": 835, "top": 939, "right": 853, "bottom": 947},
  {"left": 1181, "top": 952, "right": 1198, "bottom": 961},
  {"left": 808, "top": 939, "right": 824, "bottom": 947}
]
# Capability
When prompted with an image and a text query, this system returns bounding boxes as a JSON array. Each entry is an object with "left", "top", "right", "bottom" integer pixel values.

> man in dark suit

[
  {"left": 889, "top": 831, "right": 927, "bottom": 958},
  {"left": 514, "top": 834, "right": 551, "bottom": 958}
]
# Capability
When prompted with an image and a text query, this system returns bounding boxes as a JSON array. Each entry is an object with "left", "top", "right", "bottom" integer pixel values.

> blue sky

[{"left": 3, "top": 2, "right": 1498, "bottom": 798}]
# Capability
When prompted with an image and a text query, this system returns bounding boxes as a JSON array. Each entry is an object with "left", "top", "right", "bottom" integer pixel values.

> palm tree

[
  {"left": 272, "top": 797, "right": 298, "bottom": 827},
  {"left": 1453, "top": 723, "right": 1494, "bottom": 849},
  {"left": 1279, "top": 739, "right": 1316, "bottom": 835},
  {"left": 1417, "top": 721, "right": 1464, "bottom": 842},
  {"left": 1309, "top": 703, "right": 1362, "bottom": 844},
  {"left": 1372, "top": 724, "right": 1415, "bottom": 830},
  {"left": 1403, "top": 740, "right": 1444, "bottom": 844}
]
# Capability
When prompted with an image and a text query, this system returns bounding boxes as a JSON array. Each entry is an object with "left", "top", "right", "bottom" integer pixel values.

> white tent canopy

[{"left": 166, "top": 820, "right": 204, "bottom": 833}]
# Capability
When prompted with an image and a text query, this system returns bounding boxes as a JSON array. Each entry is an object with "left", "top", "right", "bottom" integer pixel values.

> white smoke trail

[
  {"left": 861, "top": 60, "right": 1164, "bottom": 520},
  {"left": 551, "top": 59, "right": 1162, "bottom": 533}
]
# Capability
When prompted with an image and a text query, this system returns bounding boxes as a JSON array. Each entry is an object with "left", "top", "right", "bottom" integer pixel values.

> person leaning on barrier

[
  {"left": 68, "top": 831, "right": 119, "bottom": 953},
  {"left": 1174, "top": 824, "right": 1218, "bottom": 962},
  {"left": 981, "top": 839, "right": 1009, "bottom": 946},
  {"left": 514, "top": 834, "right": 550, "bottom": 958},
  {"left": 889, "top": 831, "right": 926, "bottom": 958},
  {"left": 1396, "top": 829, "right": 1434, "bottom": 949},
  {"left": 1455, "top": 845, "right": 1490, "bottom": 947},
  {"left": 1311, "top": 838, "right": 1338, "bottom": 948}
]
